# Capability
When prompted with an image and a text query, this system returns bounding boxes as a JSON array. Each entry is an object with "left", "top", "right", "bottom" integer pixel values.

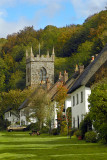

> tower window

[
  {"left": 40, "top": 67, "right": 47, "bottom": 81},
  {"left": 73, "top": 117, "right": 75, "bottom": 128}
]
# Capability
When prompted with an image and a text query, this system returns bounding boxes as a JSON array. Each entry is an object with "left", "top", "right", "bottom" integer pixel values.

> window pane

[
  {"left": 73, "top": 96, "right": 75, "bottom": 106},
  {"left": 81, "top": 91, "right": 83, "bottom": 103}
]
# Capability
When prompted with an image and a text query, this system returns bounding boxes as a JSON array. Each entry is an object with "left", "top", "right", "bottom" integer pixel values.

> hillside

[{"left": 0, "top": 10, "right": 107, "bottom": 91}]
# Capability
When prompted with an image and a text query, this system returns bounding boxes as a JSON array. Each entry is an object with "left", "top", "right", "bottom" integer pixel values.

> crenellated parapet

[{"left": 26, "top": 47, "right": 55, "bottom": 63}]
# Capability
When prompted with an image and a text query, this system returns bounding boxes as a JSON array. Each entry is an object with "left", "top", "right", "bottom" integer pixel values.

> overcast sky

[{"left": 0, "top": 0, "right": 106, "bottom": 38}]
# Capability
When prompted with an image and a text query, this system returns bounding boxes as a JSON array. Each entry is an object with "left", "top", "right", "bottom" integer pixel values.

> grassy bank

[{"left": 0, "top": 132, "right": 107, "bottom": 160}]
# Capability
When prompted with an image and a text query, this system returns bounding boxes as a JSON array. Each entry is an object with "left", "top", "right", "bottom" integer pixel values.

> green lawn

[{"left": 0, "top": 132, "right": 107, "bottom": 160}]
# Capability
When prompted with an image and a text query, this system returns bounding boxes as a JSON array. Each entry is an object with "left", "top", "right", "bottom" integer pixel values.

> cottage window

[
  {"left": 76, "top": 94, "right": 79, "bottom": 104},
  {"left": 73, "top": 117, "right": 75, "bottom": 128},
  {"left": 73, "top": 96, "right": 75, "bottom": 106},
  {"left": 81, "top": 114, "right": 83, "bottom": 121},
  {"left": 77, "top": 116, "right": 79, "bottom": 128},
  {"left": 81, "top": 91, "right": 83, "bottom": 103}
]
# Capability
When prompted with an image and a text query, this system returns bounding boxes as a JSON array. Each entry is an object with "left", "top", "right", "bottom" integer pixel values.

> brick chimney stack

[
  {"left": 75, "top": 64, "right": 79, "bottom": 72},
  {"left": 79, "top": 65, "right": 84, "bottom": 74},
  {"left": 63, "top": 70, "right": 68, "bottom": 83},
  {"left": 59, "top": 72, "right": 62, "bottom": 79}
]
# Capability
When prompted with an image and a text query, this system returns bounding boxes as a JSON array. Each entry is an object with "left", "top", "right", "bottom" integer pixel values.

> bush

[
  {"left": 85, "top": 131, "right": 97, "bottom": 143},
  {"left": 51, "top": 128, "right": 59, "bottom": 135},
  {"left": 26, "top": 122, "right": 39, "bottom": 131},
  {"left": 60, "top": 120, "right": 68, "bottom": 136},
  {"left": 69, "top": 128, "right": 78, "bottom": 137},
  {"left": 0, "top": 117, "right": 10, "bottom": 131},
  {"left": 40, "top": 126, "right": 49, "bottom": 134},
  {"left": 75, "top": 129, "right": 82, "bottom": 137},
  {"left": 79, "top": 113, "right": 92, "bottom": 138}
]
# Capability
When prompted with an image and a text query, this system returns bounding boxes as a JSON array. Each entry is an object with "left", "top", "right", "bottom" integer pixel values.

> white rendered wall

[
  {"left": 53, "top": 101, "right": 58, "bottom": 128},
  {"left": 65, "top": 96, "right": 71, "bottom": 115},
  {"left": 5, "top": 111, "right": 19, "bottom": 125},
  {"left": 20, "top": 108, "right": 37, "bottom": 126},
  {"left": 20, "top": 109, "right": 27, "bottom": 125},
  {"left": 71, "top": 86, "right": 91, "bottom": 128}
]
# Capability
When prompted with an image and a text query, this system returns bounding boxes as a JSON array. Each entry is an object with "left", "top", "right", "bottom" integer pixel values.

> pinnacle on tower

[
  {"left": 47, "top": 50, "right": 49, "bottom": 57},
  {"left": 26, "top": 50, "right": 28, "bottom": 58},
  {"left": 75, "top": 64, "right": 79, "bottom": 72},
  {"left": 30, "top": 47, "right": 34, "bottom": 57},
  {"left": 52, "top": 46, "right": 55, "bottom": 55}
]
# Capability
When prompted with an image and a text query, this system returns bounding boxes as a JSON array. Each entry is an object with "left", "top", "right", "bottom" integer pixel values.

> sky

[{"left": 0, "top": 0, "right": 106, "bottom": 38}]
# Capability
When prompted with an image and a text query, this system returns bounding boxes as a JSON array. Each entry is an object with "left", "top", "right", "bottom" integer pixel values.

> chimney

[
  {"left": 75, "top": 64, "right": 79, "bottom": 72},
  {"left": 59, "top": 72, "right": 62, "bottom": 79},
  {"left": 91, "top": 56, "right": 94, "bottom": 62},
  {"left": 95, "top": 54, "right": 98, "bottom": 58},
  {"left": 79, "top": 65, "right": 84, "bottom": 74},
  {"left": 63, "top": 70, "right": 68, "bottom": 83},
  {"left": 46, "top": 78, "right": 50, "bottom": 90}
]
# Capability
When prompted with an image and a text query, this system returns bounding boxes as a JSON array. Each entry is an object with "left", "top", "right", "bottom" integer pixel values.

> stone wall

[{"left": 26, "top": 50, "right": 54, "bottom": 87}]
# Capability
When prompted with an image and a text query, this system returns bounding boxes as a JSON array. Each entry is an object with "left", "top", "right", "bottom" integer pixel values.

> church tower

[{"left": 26, "top": 47, "right": 55, "bottom": 88}]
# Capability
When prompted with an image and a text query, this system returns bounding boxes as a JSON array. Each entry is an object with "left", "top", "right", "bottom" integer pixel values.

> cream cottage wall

[{"left": 71, "top": 86, "right": 91, "bottom": 128}]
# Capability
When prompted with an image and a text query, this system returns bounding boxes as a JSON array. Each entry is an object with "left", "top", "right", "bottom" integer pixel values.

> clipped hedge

[{"left": 85, "top": 131, "right": 97, "bottom": 143}]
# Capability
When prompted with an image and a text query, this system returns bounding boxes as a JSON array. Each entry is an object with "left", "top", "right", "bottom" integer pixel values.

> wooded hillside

[{"left": 0, "top": 10, "right": 107, "bottom": 91}]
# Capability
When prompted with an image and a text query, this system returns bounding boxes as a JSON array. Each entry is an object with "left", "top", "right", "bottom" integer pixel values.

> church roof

[{"left": 68, "top": 44, "right": 107, "bottom": 94}]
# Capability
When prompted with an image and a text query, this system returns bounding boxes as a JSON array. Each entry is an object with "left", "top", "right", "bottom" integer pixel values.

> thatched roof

[{"left": 68, "top": 45, "right": 107, "bottom": 94}]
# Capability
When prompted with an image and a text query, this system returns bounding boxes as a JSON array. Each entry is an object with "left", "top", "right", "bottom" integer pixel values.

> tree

[
  {"left": 0, "top": 88, "right": 32, "bottom": 116},
  {"left": 26, "top": 87, "right": 54, "bottom": 130},
  {"left": 66, "top": 107, "right": 72, "bottom": 131},
  {"left": 0, "top": 57, "right": 7, "bottom": 92},
  {"left": 79, "top": 113, "right": 92, "bottom": 138},
  {"left": 88, "top": 77, "right": 107, "bottom": 143},
  {"left": 55, "top": 84, "right": 68, "bottom": 132}
]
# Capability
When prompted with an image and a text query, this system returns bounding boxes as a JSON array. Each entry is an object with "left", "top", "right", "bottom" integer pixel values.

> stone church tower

[{"left": 26, "top": 47, "right": 55, "bottom": 88}]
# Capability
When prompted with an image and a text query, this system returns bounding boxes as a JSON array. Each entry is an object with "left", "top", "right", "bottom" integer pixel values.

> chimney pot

[
  {"left": 63, "top": 70, "right": 68, "bottom": 83},
  {"left": 59, "top": 72, "right": 62, "bottom": 79},
  {"left": 79, "top": 65, "right": 84, "bottom": 74}
]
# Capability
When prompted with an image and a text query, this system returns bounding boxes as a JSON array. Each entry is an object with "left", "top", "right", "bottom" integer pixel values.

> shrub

[
  {"left": 75, "top": 129, "right": 82, "bottom": 137},
  {"left": 85, "top": 131, "right": 97, "bottom": 143},
  {"left": 40, "top": 126, "right": 49, "bottom": 134},
  {"left": 60, "top": 120, "right": 68, "bottom": 136},
  {"left": 69, "top": 128, "right": 78, "bottom": 137},
  {"left": 0, "top": 117, "right": 10, "bottom": 131},
  {"left": 51, "top": 128, "right": 58, "bottom": 135},
  {"left": 26, "top": 122, "right": 39, "bottom": 131},
  {"left": 79, "top": 113, "right": 92, "bottom": 138}
]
